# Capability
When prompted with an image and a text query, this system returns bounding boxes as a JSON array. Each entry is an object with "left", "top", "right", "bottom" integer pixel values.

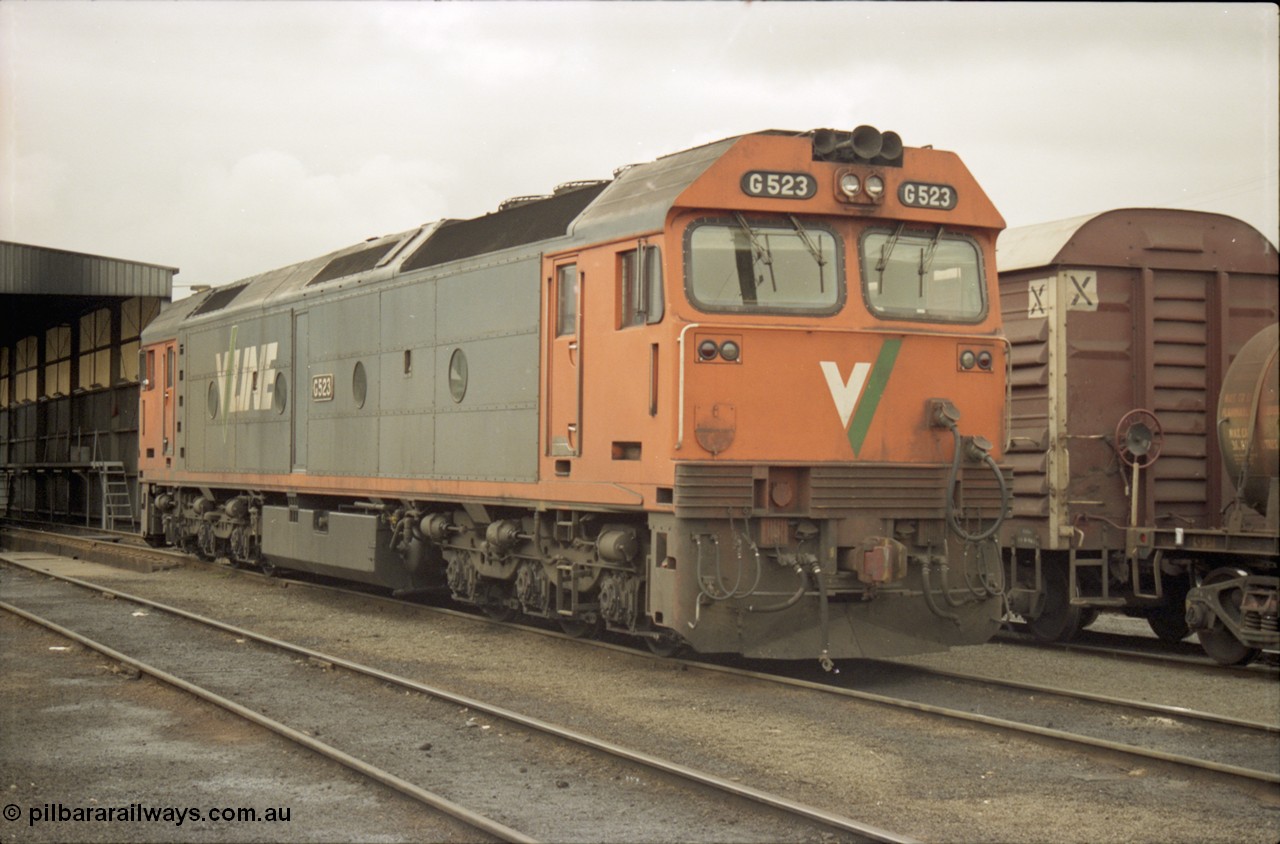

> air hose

[{"left": 944, "top": 425, "right": 1009, "bottom": 542}]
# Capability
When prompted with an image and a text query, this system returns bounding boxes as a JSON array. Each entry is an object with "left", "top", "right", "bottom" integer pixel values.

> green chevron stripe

[{"left": 847, "top": 338, "right": 901, "bottom": 456}]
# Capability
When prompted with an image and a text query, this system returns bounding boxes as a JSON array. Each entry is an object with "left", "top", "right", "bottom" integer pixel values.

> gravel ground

[
  {"left": 3, "top": 550, "right": 1279, "bottom": 843},
  {"left": 0, "top": 612, "right": 484, "bottom": 844}
]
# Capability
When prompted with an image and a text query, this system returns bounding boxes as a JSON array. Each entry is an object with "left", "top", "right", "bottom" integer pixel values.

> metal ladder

[{"left": 91, "top": 461, "right": 134, "bottom": 530}]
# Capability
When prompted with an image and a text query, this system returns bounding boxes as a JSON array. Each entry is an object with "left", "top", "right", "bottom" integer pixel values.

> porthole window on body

[
  {"left": 273, "top": 371, "right": 288, "bottom": 414},
  {"left": 207, "top": 380, "right": 219, "bottom": 418},
  {"left": 352, "top": 361, "right": 367, "bottom": 409},
  {"left": 448, "top": 348, "right": 468, "bottom": 403}
]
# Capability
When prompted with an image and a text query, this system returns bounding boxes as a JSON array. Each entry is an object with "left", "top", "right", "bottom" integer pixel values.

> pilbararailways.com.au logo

[{"left": 8, "top": 802, "right": 291, "bottom": 827}]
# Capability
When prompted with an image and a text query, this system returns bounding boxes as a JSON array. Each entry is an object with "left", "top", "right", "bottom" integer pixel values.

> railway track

[
  {"left": 727, "top": 657, "right": 1280, "bottom": 786},
  {"left": 5, "top": 526, "right": 1279, "bottom": 790},
  {"left": 6, "top": 522, "right": 1273, "bottom": 677},
  {"left": 0, "top": 557, "right": 911, "bottom": 844},
  {"left": 995, "top": 626, "right": 1280, "bottom": 674}
]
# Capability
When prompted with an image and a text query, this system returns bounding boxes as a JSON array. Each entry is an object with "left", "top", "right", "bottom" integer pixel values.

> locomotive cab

[{"left": 537, "top": 128, "right": 1011, "bottom": 660}]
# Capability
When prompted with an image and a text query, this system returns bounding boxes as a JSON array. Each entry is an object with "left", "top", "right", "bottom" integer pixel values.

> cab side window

[
  {"left": 619, "top": 245, "right": 663, "bottom": 327},
  {"left": 556, "top": 264, "right": 578, "bottom": 336}
]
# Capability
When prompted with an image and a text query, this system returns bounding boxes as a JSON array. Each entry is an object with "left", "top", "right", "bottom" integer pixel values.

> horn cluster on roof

[{"left": 810, "top": 125, "right": 904, "bottom": 167}]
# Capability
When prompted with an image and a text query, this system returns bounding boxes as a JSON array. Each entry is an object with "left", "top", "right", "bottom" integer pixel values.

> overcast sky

[{"left": 2, "top": 2, "right": 1276, "bottom": 298}]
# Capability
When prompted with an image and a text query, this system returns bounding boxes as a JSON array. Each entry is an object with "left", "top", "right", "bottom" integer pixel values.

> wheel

[
  {"left": 1026, "top": 564, "right": 1085, "bottom": 643},
  {"left": 1147, "top": 609, "right": 1189, "bottom": 643},
  {"left": 645, "top": 633, "right": 684, "bottom": 658},
  {"left": 1078, "top": 607, "right": 1100, "bottom": 630},
  {"left": 1195, "top": 570, "right": 1261, "bottom": 666},
  {"left": 1196, "top": 628, "right": 1258, "bottom": 666},
  {"left": 480, "top": 583, "right": 517, "bottom": 621},
  {"left": 1146, "top": 579, "right": 1190, "bottom": 643},
  {"left": 558, "top": 617, "right": 601, "bottom": 639},
  {"left": 483, "top": 604, "right": 518, "bottom": 622}
]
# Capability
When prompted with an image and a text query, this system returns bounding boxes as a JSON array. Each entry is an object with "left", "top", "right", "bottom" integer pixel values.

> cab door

[
  {"left": 139, "top": 342, "right": 176, "bottom": 471},
  {"left": 546, "top": 260, "right": 582, "bottom": 461}
]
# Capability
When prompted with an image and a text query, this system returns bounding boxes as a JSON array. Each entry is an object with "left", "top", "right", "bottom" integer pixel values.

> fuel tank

[{"left": 1217, "top": 323, "right": 1279, "bottom": 515}]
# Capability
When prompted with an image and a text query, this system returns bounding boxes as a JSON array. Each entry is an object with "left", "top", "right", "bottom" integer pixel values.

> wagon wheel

[
  {"left": 1025, "top": 562, "right": 1085, "bottom": 643},
  {"left": 1195, "top": 569, "right": 1262, "bottom": 666},
  {"left": 1145, "top": 577, "right": 1190, "bottom": 644},
  {"left": 1114, "top": 409, "right": 1164, "bottom": 468}
]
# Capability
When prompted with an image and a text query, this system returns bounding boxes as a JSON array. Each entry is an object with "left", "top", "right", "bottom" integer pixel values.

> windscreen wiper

[
  {"left": 734, "top": 213, "right": 777, "bottom": 292},
  {"left": 919, "top": 226, "right": 945, "bottom": 296},
  {"left": 875, "top": 222, "right": 906, "bottom": 277},
  {"left": 788, "top": 214, "right": 826, "bottom": 293}
]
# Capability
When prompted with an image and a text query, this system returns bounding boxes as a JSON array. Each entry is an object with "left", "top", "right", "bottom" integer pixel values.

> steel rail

[
  {"left": 682, "top": 657, "right": 1280, "bottom": 786},
  {"left": 8, "top": 533, "right": 1277, "bottom": 787},
  {"left": 994, "top": 629, "right": 1279, "bottom": 675},
  {"left": 0, "top": 599, "right": 533, "bottom": 844},
  {"left": 868, "top": 660, "right": 1279, "bottom": 733},
  {"left": 0, "top": 557, "right": 916, "bottom": 844}
]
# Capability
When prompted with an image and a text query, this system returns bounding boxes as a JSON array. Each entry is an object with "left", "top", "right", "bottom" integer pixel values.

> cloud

[{"left": 1, "top": 1, "right": 1275, "bottom": 289}]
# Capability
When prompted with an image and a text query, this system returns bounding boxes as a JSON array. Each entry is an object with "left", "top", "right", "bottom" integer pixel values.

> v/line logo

[
  {"left": 819, "top": 338, "right": 901, "bottom": 456},
  {"left": 214, "top": 336, "right": 280, "bottom": 415}
]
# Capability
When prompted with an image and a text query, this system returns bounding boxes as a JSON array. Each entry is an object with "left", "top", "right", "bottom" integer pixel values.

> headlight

[
  {"left": 839, "top": 173, "right": 861, "bottom": 197},
  {"left": 865, "top": 175, "right": 885, "bottom": 199}
]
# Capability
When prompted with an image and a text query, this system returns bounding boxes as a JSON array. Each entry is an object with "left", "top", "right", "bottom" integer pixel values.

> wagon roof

[{"left": 996, "top": 207, "right": 1278, "bottom": 274}]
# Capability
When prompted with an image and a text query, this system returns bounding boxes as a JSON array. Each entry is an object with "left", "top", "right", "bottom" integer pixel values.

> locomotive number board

[
  {"left": 741, "top": 171, "right": 817, "bottom": 199},
  {"left": 899, "top": 181, "right": 957, "bottom": 210},
  {"left": 312, "top": 373, "right": 335, "bottom": 402}
]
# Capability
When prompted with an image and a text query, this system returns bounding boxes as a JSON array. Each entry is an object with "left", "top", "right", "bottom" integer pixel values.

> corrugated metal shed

[
  {"left": 0, "top": 241, "right": 176, "bottom": 298},
  {"left": 2, "top": 241, "right": 177, "bottom": 348}
]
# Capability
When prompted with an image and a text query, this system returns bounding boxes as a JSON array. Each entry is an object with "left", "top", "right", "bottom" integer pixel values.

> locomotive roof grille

[
  {"left": 307, "top": 241, "right": 397, "bottom": 287},
  {"left": 402, "top": 181, "right": 610, "bottom": 272},
  {"left": 187, "top": 282, "right": 249, "bottom": 318}
]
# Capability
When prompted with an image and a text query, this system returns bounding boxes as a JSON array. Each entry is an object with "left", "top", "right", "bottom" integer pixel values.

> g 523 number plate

[
  {"left": 311, "top": 373, "right": 334, "bottom": 402},
  {"left": 741, "top": 171, "right": 817, "bottom": 199},
  {"left": 899, "top": 181, "right": 957, "bottom": 210}
]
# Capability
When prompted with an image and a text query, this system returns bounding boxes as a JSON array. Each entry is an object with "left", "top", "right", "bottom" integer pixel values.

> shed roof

[
  {"left": 1, "top": 241, "right": 177, "bottom": 348},
  {"left": 1, "top": 241, "right": 176, "bottom": 298}
]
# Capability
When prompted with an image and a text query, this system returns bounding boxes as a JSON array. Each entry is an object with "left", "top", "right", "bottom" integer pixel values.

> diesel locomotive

[
  {"left": 997, "top": 209, "right": 1278, "bottom": 665},
  {"left": 137, "top": 127, "right": 1011, "bottom": 663}
]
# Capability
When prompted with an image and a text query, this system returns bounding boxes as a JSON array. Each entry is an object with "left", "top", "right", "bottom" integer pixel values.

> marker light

[
  {"left": 698, "top": 339, "right": 719, "bottom": 361},
  {"left": 865, "top": 175, "right": 885, "bottom": 199},
  {"left": 839, "top": 173, "right": 861, "bottom": 198},
  {"left": 977, "top": 351, "right": 993, "bottom": 370},
  {"left": 959, "top": 350, "right": 976, "bottom": 370},
  {"left": 720, "top": 340, "right": 741, "bottom": 362}
]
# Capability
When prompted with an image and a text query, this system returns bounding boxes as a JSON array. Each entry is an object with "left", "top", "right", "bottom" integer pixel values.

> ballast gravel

[{"left": 2, "top": 551, "right": 1278, "bottom": 844}]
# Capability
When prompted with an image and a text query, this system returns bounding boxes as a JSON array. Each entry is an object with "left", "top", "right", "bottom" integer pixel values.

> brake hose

[{"left": 945, "top": 426, "right": 1010, "bottom": 542}]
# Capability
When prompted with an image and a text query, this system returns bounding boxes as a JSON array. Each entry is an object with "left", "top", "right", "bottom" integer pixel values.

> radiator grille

[{"left": 674, "top": 462, "right": 1009, "bottom": 520}]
